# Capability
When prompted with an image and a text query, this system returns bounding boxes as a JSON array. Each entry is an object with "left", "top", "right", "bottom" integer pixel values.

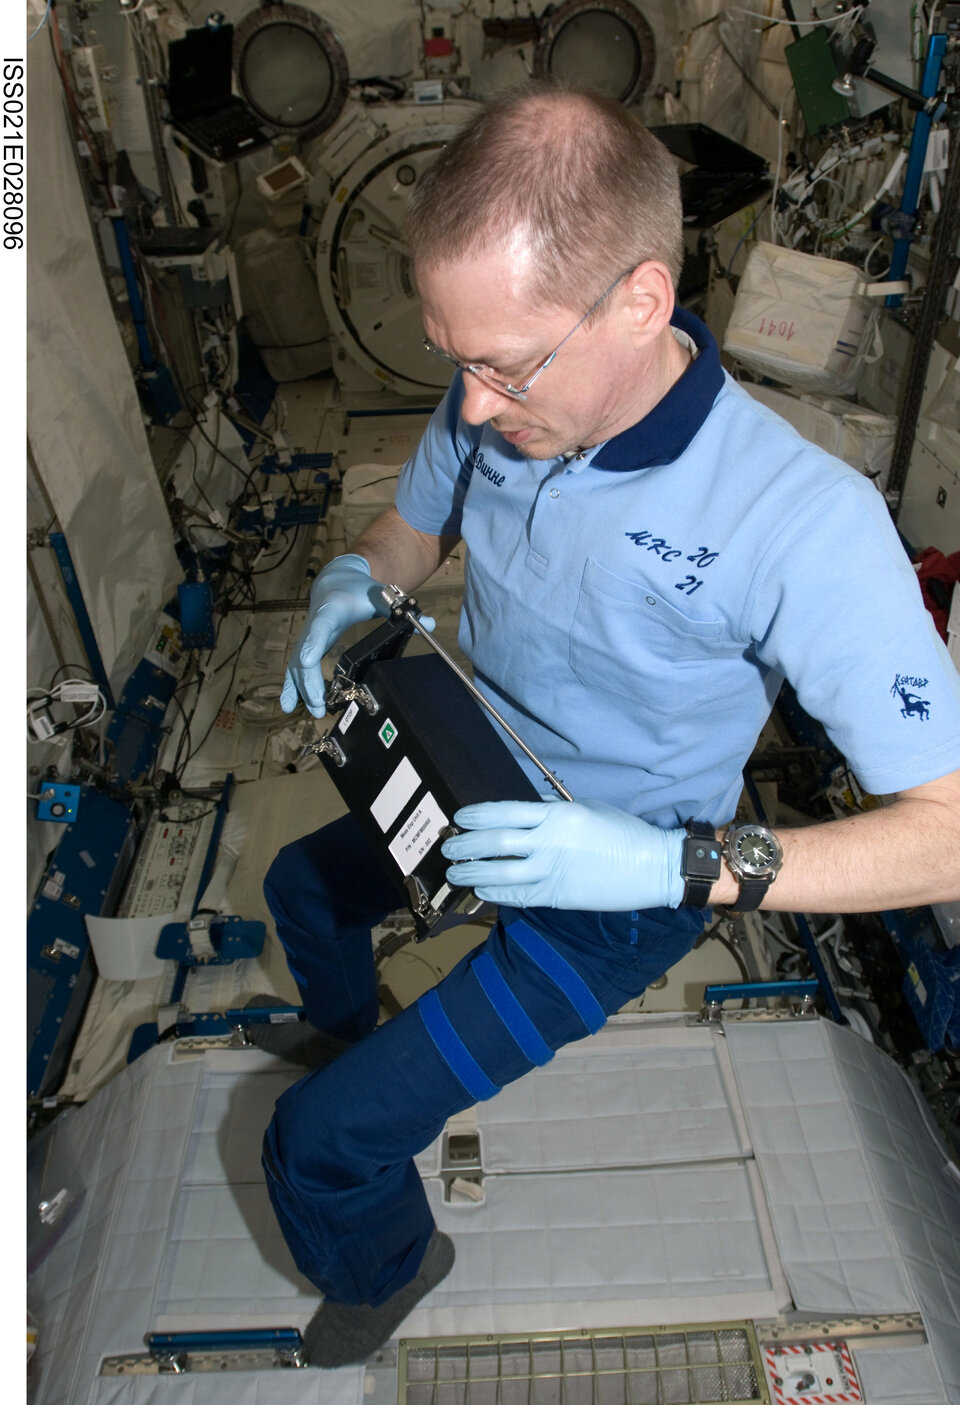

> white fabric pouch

[{"left": 723, "top": 242, "right": 905, "bottom": 396}]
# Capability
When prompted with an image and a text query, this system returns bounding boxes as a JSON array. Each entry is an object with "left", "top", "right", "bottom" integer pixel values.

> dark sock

[
  {"left": 303, "top": 1228, "right": 455, "bottom": 1369},
  {"left": 243, "top": 995, "right": 351, "bottom": 1069}
]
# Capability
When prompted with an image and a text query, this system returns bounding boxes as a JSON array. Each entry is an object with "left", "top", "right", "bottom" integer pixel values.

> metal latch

[
  {"left": 303, "top": 735, "right": 347, "bottom": 767},
  {"left": 404, "top": 873, "right": 442, "bottom": 926},
  {"left": 326, "top": 677, "right": 379, "bottom": 715}
]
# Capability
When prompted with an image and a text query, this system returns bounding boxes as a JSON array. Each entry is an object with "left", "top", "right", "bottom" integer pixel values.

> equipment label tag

[
  {"left": 338, "top": 701, "right": 359, "bottom": 734},
  {"left": 388, "top": 792, "right": 447, "bottom": 876}
]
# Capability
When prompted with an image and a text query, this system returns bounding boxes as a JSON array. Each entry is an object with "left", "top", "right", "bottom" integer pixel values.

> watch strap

[
  {"left": 729, "top": 875, "right": 771, "bottom": 913},
  {"left": 680, "top": 821, "right": 721, "bottom": 909}
]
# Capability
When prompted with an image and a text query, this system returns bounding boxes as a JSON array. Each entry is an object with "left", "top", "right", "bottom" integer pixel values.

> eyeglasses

[{"left": 422, "top": 271, "right": 628, "bottom": 401}]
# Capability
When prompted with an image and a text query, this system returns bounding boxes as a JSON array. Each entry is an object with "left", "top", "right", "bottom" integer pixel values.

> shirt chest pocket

[{"left": 569, "top": 558, "right": 726, "bottom": 714}]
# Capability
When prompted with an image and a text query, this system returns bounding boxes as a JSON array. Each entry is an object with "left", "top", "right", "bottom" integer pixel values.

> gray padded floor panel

[
  {"left": 726, "top": 1019, "right": 960, "bottom": 1403},
  {"left": 474, "top": 1026, "right": 747, "bottom": 1171},
  {"left": 28, "top": 1020, "right": 960, "bottom": 1405}
]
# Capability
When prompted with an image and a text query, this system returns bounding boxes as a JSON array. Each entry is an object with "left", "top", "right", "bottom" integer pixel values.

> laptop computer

[{"left": 166, "top": 25, "right": 273, "bottom": 164}]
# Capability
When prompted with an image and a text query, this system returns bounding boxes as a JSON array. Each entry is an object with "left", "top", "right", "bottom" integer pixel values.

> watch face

[{"left": 732, "top": 828, "right": 779, "bottom": 876}]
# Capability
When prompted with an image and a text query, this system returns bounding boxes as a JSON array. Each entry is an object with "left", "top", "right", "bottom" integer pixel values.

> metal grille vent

[{"left": 400, "top": 1327, "right": 769, "bottom": 1405}]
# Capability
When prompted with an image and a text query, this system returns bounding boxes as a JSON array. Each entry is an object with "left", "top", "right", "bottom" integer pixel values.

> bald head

[{"left": 406, "top": 83, "right": 684, "bottom": 317}]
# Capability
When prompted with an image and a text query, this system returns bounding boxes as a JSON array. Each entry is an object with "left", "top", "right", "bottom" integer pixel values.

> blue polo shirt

[{"left": 395, "top": 309, "right": 960, "bottom": 827}]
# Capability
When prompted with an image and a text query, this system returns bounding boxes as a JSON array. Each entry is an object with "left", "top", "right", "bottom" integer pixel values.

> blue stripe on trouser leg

[
  {"left": 262, "top": 814, "right": 404, "bottom": 1042},
  {"left": 418, "top": 988, "right": 500, "bottom": 1100},
  {"left": 262, "top": 898, "right": 704, "bottom": 1308},
  {"left": 471, "top": 950, "right": 554, "bottom": 1066},
  {"left": 504, "top": 918, "right": 607, "bottom": 1034}
]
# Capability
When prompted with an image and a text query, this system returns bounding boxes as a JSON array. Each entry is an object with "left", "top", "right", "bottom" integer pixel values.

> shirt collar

[{"left": 590, "top": 307, "right": 723, "bottom": 472}]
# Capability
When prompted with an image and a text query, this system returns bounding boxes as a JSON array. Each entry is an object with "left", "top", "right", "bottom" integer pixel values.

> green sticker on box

[{"left": 379, "top": 718, "right": 397, "bottom": 748}]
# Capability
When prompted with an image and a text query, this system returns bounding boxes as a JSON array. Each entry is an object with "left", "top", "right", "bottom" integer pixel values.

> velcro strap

[
  {"left": 504, "top": 919, "right": 606, "bottom": 1035},
  {"left": 418, "top": 988, "right": 500, "bottom": 1101},
  {"left": 472, "top": 951, "right": 554, "bottom": 1067}
]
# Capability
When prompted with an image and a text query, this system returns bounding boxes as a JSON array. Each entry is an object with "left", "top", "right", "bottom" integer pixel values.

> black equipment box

[{"left": 312, "top": 619, "right": 541, "bottom": 939}]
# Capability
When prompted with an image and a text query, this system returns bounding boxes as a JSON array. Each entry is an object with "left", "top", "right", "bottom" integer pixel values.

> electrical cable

[
  {"left": 221, "top": 563, "right": 257, "bottom": 610},
  {"left": 28, "top": 0, "right": 54, "bottom": 43},
  {"left": 236, "top": 682, "right": 290, "bottom": 727},
  {"left": 769, "top": 96, "right": 787, "bottom": 244},
  {"left": 825, "top": 149, "right": 908, "bottom": 239},
  {"left": 717, "top": 27, "right": 781, "bottom": 121},
  {"left": 763, "top": 915, "right": 806, "bottom": 955},
  {"left": 27, "top": 680, "right": 108, "bottom": 742},
  {"left": 165, "top": 424, "right": 218, "bottom": 515},
  {"left": 863, "top": 235, "right": 890, "bottom": 278},
  {"left": 729, "top": 5, "right": 863, "bottom": 30},
  {"left": 211, "top": 625, "right": 252, "bottom": 676},
  {"left": 185, "top": 407, "right": 268, "bottom": 514},
  {"left": 182, "top": 646, "right": 243, "bottom": 770},
  {"left": 125, "top": 6, "right": 166, "bottom": 83},
  {"left": 166, "top": 677, "right": 200, "bottom": 783},
  {"left": 227, "top": 394, "right": 302, "bottom": 497},
  {"left": 710, "top": 931, "right": 752, "bottom": 985},
  {"left": 48, "top": 662, "right": 94, "bottom": 686},
  {"left": 250, "top": 527, "right": 303, "bottom": 576},
  {"left": 159, "top": 805, "right": 217, "bottom": 824},
  {"left": 219, "top": 398, "right": 304, "bottom": 507}
]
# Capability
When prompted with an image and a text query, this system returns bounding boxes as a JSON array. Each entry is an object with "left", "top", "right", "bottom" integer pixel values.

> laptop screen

[{"left": 167, "top": 25, "right": 235, "bottom": 121}]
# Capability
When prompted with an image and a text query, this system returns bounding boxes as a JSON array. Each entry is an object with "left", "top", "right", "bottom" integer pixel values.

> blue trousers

[{"left": 261, "top": 814, "right": 703, "bottom": 1307}]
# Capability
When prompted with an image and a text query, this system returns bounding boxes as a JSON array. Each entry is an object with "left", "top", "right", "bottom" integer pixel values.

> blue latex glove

[
  {"left": 280, "top": 555, "right": 434, "bottom": 717},
  {"left": 441, "top": 799, "right": 686, "bottom": 911}
]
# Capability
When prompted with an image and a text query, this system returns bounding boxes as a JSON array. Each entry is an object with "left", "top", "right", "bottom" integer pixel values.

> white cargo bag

[
  {"left": 723, "top": 242, "right": 901, "bottom": 396},
  {"left": 742, "top": 383, "right": 896, "bottom": 490}
]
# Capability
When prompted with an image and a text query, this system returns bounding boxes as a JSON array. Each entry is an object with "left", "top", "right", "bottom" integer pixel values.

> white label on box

[
  {"left": 338, "top": 701, "right": 360, "bottom": 734},
  {"left": 388, "top": 792, "right": 447, "bottom": 876},
  {"left": 371, "top": 756, "right": 421, "bottom": 833}
]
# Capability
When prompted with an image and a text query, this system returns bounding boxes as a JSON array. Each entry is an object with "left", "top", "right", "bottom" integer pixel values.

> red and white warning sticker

[{"left": 764, "top": 1341, "right": 863, "bottom": 1403}]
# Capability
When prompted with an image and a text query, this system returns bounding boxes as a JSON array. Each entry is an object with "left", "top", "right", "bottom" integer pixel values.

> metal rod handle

[{"left": 381, "top": 585, "right": 574, "bottom": 802}]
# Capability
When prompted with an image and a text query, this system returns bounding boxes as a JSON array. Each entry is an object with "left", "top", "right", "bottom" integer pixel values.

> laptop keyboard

[{"left": 189, "top": 106, "right": 265, "bottom": 149}]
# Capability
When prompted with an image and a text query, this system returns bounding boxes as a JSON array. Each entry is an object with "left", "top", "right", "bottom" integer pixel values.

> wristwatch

[
  {"left": 680, "top": 821, "right": 722, "bottom": 909},
  {"left": 722, "top": 823, "right": 783, "bottom": 912}
]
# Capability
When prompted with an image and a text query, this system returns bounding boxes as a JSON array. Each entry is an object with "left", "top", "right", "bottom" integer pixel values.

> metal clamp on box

[{"left": 304, "top": 587, "right": 571, "bottom": 940}]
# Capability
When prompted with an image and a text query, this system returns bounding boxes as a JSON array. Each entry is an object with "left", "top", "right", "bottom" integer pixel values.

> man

[{"left": 259, "top": 84, "right": 960, "bottom": 1368}]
